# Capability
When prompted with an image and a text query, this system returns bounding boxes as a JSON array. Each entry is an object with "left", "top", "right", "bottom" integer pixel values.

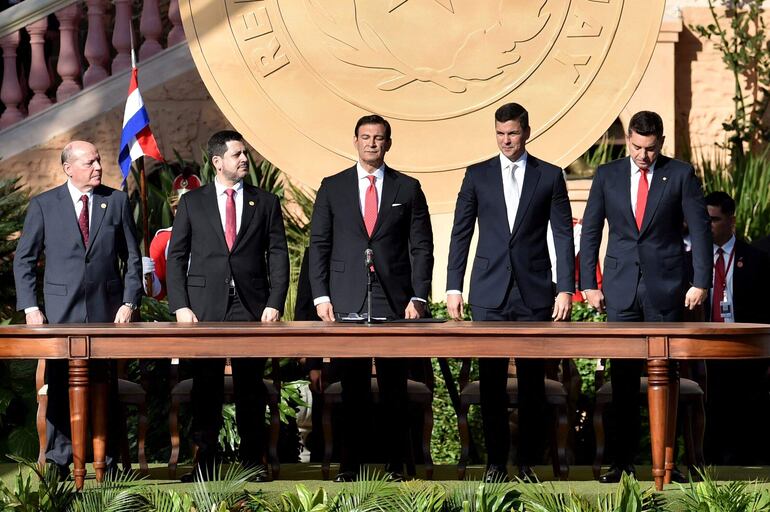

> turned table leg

[
  {"left": 68, "top": 360, "right": 89, "bottom": 490},
  {"left": 647, "top": 359, "right": 670, "bottom": 491},
  {"left": 664, "top": 362, "right": 679, "bottom": 485},
  {"left": 91, "top": 380, "right": 108, "bottom": 481}
]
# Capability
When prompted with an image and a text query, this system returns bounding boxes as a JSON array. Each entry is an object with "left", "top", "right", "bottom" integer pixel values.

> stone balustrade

[{"left": 0, "top": 0, "right": 185, "bottom": 130}]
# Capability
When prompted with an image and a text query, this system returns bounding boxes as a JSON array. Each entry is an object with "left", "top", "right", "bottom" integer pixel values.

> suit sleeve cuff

[{"left": 313, "top": 296, "right": 331, "bottom": 306}]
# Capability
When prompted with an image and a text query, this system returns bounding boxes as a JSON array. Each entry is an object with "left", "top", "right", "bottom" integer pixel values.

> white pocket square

[{"left": 392, "top": 203, "right": 403, "bottom": 207}]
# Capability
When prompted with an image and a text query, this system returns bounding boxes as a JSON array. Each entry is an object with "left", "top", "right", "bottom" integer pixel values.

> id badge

[{"left": 720, "top": 300, "right": 733, "bottom": 320}]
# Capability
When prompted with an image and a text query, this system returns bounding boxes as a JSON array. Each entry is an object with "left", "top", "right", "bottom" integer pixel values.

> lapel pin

[
  {"left": 100, "top": 203, "right": 107, "bottom": 209},
  {"left": 662, "top": 177, "right": 667, "bottom": 181},
  {"left": 737, "top": 260, "right": 744, "bottom": 268},
  {"left": 248, "top": 200, "right": 255, "bottom": 206}
]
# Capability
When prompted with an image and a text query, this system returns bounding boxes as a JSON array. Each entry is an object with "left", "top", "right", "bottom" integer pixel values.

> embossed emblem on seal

[{"left": 181, "top": 0, "right": 665, "bottom": 210}]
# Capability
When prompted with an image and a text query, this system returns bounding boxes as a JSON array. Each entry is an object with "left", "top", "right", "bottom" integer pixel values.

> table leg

[
  {"left": 68, "top": 360, "right": 89, "bottom": 490},
  {"left": 664, "top": 363, "right": 679, "bottom": 485},
  {"left": 647, "top": 359, "right": 669, "bottom": 491},
  {"left": 91, "top": 380, "right": 108, "bottom": 481}
]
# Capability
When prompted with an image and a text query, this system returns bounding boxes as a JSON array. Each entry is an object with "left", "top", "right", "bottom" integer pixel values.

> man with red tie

[
  {"left": 166, "top": 130, "right": 289, "bottom": 481},
  {"left": 580, "top": 111, "right": 712, "bottom": 482},
  {"left": 309, "top": 115, "right": 434, "bottom": 481},
  {"left": 703, "top": 191, "right": 770, "bottom": 464},
  {"left": 13, "top": 140, "right": 143, "bottom": 478}
]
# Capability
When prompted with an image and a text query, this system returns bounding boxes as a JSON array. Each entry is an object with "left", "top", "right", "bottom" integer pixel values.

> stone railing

[{"left": 0, "top": 0, "right": 185, "bottom": 130}]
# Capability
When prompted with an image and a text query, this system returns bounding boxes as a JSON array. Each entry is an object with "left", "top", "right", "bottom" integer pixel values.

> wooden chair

[
  {"left": 592, "top": 360, "right": 706, "bottom": 478},
  {"left": 167, "top": 358, "right": 282, "bottom": 479},
  {"left": 456, "top": 358, "right": 571, "bottom": 480},
  {"left": 35, "top": 359, "right": 148, "bottom": 473},
  {"left": 320, "top": 358, "right": 435, "bottom": 480}
]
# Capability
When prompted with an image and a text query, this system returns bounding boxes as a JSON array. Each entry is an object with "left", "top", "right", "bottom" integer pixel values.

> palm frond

[{"left": 189, "top": 462, "right": 260, "bottom": 510}]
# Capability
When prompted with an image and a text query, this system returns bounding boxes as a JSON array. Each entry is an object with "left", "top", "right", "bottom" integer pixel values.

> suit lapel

[
  {"left": 732, "top": 240, "right": 747, "bottom": 315},
  {"left": 233, "top": 185, "right": 258, "bottom": 250},
  {"left": 639, "top": 157, "right": 671, "bottom": 235},
  {"left": 615, "top": 159, "right": 637, "bottom": 233},
  {"left": 510, "top": 156, "right": 540, "bottom": 240},
  {"left": 344, "top": 167, "right": 368, "bottom": 237},
  {"left": 57, "top": 184, "right": 86, "bottom": 252},
  {"left": 86, "top": 186, "right": 108, "bottom": 255},
  {"left": 372, "top": 167, "right": 399, "bottom": 238},
  {"left": 202, "top": 184, "right": 229, "bottom": 250}
]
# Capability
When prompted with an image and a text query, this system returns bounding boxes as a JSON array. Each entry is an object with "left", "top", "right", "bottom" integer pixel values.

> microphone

[{"left": 364, "top": 248, "right": 374, "bottom": 269}]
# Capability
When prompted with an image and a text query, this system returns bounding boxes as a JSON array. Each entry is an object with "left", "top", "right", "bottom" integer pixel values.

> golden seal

[{"left": 181, "top": 0, "right": 664, "bottom": 211}]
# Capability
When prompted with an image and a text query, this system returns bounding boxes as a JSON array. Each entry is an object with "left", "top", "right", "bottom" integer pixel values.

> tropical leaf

[{"left": 188, "top": 463, "right": 260, "bottom": 511}]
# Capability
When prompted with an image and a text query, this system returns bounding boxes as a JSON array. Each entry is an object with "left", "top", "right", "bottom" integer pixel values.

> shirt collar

[
  {"left": 629, "top": 156, "right": 656, "bottom": 175},
  {"left": 715, "top": 234, "right": 736, "bottom": 255},
  {"left": 214, "top": 176, "right": 243, "bottom": 196},
  {"left": 356, "top": 162, "right": 385, "bottom": 181},
  {"left": 499, "top": 151, "right": 528, "bottom": 172},
  {"left": 66, "top": 179, "right": 92, "bottom": 203}
]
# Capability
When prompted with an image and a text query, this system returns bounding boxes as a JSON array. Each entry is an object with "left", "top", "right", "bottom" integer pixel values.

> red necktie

[
  {"left": 712, "top": 248, "right": 726, "bottom": 322},
  {"left": 635, "top": 169, "right": 649, "bottom": 230},
  {"left": 225, "top": 189, "right": 236, "bottom": 250},
  {"left": 363, "top": 175, "right": 378, "bottom": 237},
  {"left": 78, "top": 194, "right": 89, "bottom": 246}
]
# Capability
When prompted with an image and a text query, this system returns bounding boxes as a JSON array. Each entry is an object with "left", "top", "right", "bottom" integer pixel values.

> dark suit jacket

[
  {"left": 707, "top": 239, "right": 770, "bottom": 323},
  {"left": 309, "top": 165, "right": 434, "bottom": 315},
  {"left": 13, "top": 183, "right": 142, "bottom": 323},
  {"left": 446, "top": 154, "right": 574, "bottom": 310},
  {"left": 580, "top": 156, "right": 712, "bottom": 311},
  {"left": 166, "top": 182, "right": 289, "bottom": 320}
]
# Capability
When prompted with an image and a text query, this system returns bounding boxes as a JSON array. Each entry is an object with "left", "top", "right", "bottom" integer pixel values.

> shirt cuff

[
  {"left": 24, "top": 307, "right": 39, "bottom": 314},
  {"left": 410, "top": 297, "right": 426, "bottom": 303},
  {"left": 313, "top": 296, "right": 331, "bottom": 306},
  {"left": 446, "top": 290, "right": 462, "bottom": 295}
]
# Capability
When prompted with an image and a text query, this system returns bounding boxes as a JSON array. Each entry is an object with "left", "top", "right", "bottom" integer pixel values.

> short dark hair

[
  {"left": 628, "top": 111, "right": 664, "bottom": 139},
  {"left": 207, "top": 130, "right": 244, "bottom": 160},
  {"left": 494, "top": 103, "right": 529, "bottom": 129},
  {"left": 354, "top": 114, "right": 391, "bottom": 140},
  {"left": 705, "top": 191, "right": 736, "bottom": 216}
]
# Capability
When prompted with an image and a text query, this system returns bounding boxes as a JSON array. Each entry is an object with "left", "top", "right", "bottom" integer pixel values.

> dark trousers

[
  {"left": 471, "top": 283, "right": 551, "bottom": 468},
  {"left": 191, "top": 292, "right": 267, "bottom": 470},
  {"left": 338, "top": 281, "right": 408, "bottom": 473},
  {"left": 606, "top": 277, "right": 682, "bottom": 466},
  {"left": 45, "top": 360, "right": 121, "bottom": 467}
]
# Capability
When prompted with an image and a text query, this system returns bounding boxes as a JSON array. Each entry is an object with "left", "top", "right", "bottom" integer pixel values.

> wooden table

[{"left": 1, "top": 321, "right": 768, "bottom": 490}]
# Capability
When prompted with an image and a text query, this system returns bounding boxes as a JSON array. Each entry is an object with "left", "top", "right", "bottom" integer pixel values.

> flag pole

[{"left": 129, "top": 27, "right": 153, "bottom": 296}]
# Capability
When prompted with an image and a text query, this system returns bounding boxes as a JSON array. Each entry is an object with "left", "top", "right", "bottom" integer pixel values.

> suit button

[
  {"left": 506, "top": 266, "right": 511, "bottom": 271},
  {"left": 225, "top": 279, "right": 230, "bottom": 284},
  {"left": 85, "top": 257, "right": 90, "bottom": 263}
]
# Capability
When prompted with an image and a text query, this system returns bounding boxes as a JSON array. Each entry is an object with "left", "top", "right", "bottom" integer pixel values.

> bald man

[{"left": 13, "top": 140, "right": 143, "bottom": 478}]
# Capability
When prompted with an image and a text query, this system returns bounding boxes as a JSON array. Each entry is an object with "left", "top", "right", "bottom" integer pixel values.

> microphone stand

[{"left": 366, "top": 263, "right": 374, "bottom": 324}]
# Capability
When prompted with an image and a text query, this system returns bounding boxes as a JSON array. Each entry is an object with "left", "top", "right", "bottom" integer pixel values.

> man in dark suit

[
  {"left": 309, "top": 114, "right": 433, "bottom": 481},
  {"left": 167, "top": 130, "right": 289, "bottom": 481},
  {"left": 580, "top": 111, "right": 712, "bottom": 482},
  {"left": 703, "top": 191, "right": 770, "bottom": 464},
  {"left": 13, "top": 140, "right": 143, "bottom": 477},
  {"left": 446, "top": 103, "right": 575, "bottom": 481}
]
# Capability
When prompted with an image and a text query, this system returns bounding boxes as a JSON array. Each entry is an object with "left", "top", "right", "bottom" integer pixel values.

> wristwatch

[{"left": 123, "top": 302, "right": 138, "bottom": 311}]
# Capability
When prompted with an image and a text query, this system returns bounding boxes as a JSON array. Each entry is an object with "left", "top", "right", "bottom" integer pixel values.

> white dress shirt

[
  {"left": 67, "top": 179, "right": 93, "bottom": 227},
  {"left": 356, "top": 162, "right": 385, "bottom": 215},
  {"left": 630, "top": 157, "right": 655, "bottom": 217},
  {"left": 501, "top": 151, "right": 526, "bottom": 232},
  {"left": 213, "top": 177, "right": 244, "bottom": 235},
  {"left": 711, "top": 235, "right": 736, "bottom": 323}
]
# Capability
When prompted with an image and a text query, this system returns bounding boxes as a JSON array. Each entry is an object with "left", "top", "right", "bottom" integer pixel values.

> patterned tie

[
  {"left": 635, "top": 168, "right": 649, "bottom": 230},
  {"left": 225, "top": 189, "right": 236, "bottom": 251},
  {"left": 78, "top": 194, "right": 89, "bottom": 246},
  {"left": 712, "top": 247, "right": 726, "bottom": 322},
  {"left": 505, "top": 163, "right": 520, "bottom": 233},
  {"left": 363, "top": 175, "right": 378, "bottom": 237}
]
